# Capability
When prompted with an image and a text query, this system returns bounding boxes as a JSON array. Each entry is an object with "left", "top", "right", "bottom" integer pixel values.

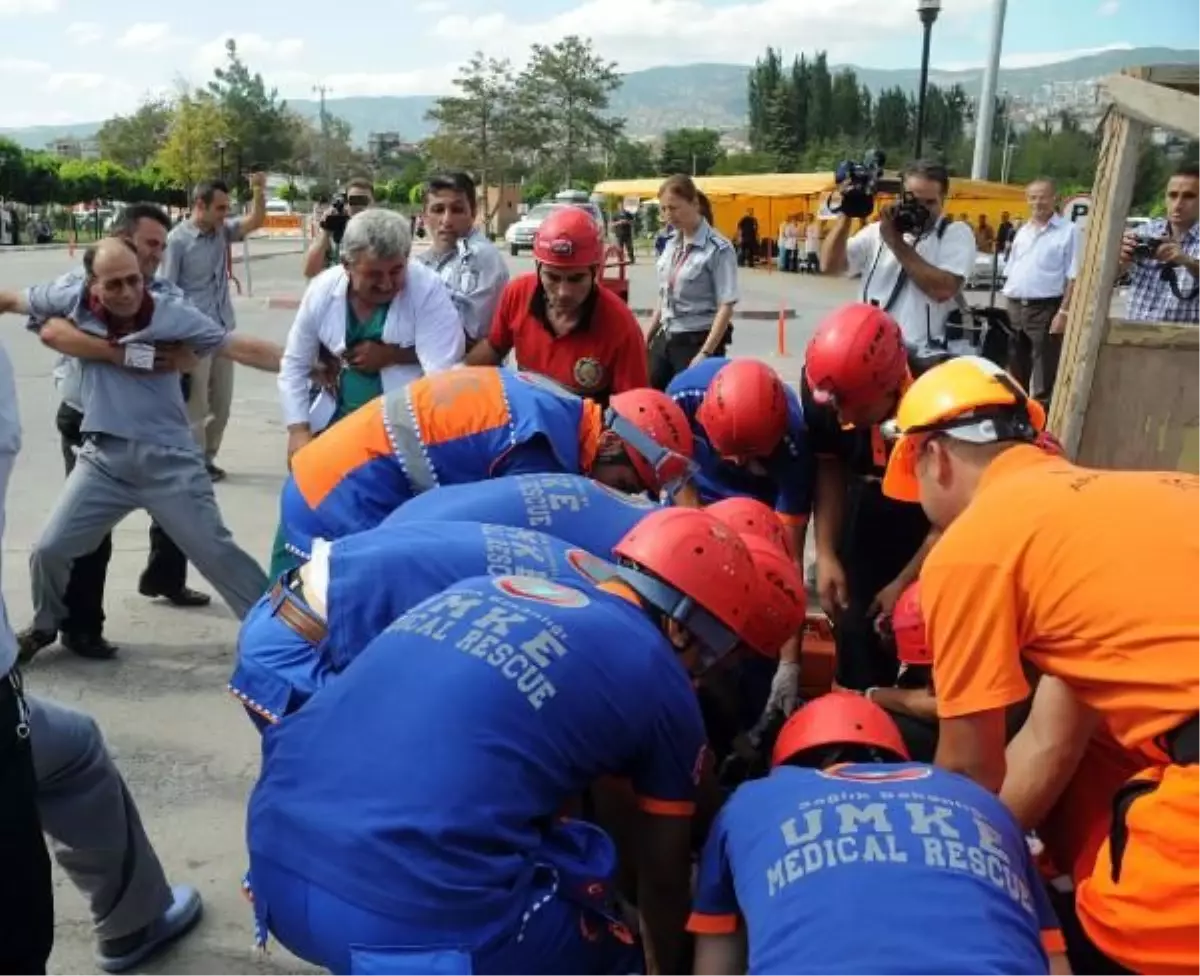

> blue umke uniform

[
  {"left": 384, "top": 473, "right": 661, "bottom": 557},
  {"left": 666, "top": 357, "right": 816, "bottom": 521},
  {"left": 689, "top": 763, "right": 1062, "bottom": 975},
  {"left": 230, "top": 521, "right": 613, "bottom": 729},
  {"left": 246, "top": 574, "right": 706, "bottom": 975}
]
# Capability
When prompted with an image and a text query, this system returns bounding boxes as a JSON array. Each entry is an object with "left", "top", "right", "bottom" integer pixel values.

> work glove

[{"left": 763, "top": 660, "right": 801, "bottom": 719}]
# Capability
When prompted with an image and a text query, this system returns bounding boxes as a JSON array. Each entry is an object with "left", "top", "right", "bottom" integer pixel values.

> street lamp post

[
  {"left": 214, "top": 138, "right": 228, "bottom": 182},
  {"left": 913, "top": 0, "right": 942, "bottom": 159}
]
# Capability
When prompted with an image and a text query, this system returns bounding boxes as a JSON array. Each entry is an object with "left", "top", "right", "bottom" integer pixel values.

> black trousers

[
  {"left": 833, "top": 479, "right": 931, "bottom": 691},
  {"left": 55, "top": 403, "right": 188, "bottom": 637},
  {"left": 648, "top": 327, "right": 733, "bottom": 391},
  {"left": 0, "top": 669, "right": 54, "bottom": 974}
]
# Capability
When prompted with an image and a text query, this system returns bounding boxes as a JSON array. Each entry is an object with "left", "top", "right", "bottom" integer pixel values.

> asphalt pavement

[{"left": 0, "top": 238, "right": 856, "bottom": 974}]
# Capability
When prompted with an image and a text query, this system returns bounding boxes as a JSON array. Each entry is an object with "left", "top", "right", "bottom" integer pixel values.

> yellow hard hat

[{"left": 881, "top": 356, "right": 1046, "bottom": 502}]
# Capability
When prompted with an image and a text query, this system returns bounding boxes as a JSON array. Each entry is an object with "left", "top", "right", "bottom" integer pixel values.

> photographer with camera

[
  {"left": 1120, "top": 162, "right": 1199, "bottom": 325},
  {"left": 821, "top": 158, "right": 976, "bottom": 364},
  {"left": 302, "top": 178, "right": 375, "bottom": 280}
]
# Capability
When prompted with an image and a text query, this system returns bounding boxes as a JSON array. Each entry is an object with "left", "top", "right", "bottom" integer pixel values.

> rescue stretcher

[{"left": 599, "top": 245, "right": 630, "bottom": 305}]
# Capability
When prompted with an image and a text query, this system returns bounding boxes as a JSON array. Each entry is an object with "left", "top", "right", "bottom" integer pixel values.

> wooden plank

[
  {"left": 1076, "top": 341, "right": 1200, "bottom": 473},
  {"left": 1141, "top": 63, "right": 1200, "bottom": 94},
  {"left": 1105, "top": 319, "right": 1200, "bottom": 350},
  {"left": 1102, "top": 73, "right": 1200, "bottom": 138},
  {"left": 1050, "top": 107, "right": 1146, "bottom": 453}
]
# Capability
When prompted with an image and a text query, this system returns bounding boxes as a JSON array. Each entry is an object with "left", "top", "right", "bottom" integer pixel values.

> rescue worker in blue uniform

[
  {"left": 667, "top": 357, "right": 814, "bottom": 563},
  {"left": 280, "top": 367, "right": 694, "bottom": 563},
  {"left": 230, "top": 520, "right": 614, "bottom": 729},
  {"left": 245, "top": 508, "right": 758, "bottom": 976},
  {"left": 688, "top": 693, "right": 1068, "bottom": 975},
  {"left": 382, "top": 472, "right": 662, "bottom": 557}
]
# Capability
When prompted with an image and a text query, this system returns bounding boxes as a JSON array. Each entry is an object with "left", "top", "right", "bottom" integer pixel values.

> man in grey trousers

[
  {"left": 0, "top": 334, "right": 200, "bottom": 974},
  {"left": 14, "top": 238, "right": 280, "bottom": 663}
]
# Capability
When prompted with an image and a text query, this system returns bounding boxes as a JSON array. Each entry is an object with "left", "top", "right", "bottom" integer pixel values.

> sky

[{"left": 0, "top": 0, "right": 1196, "bottom": 127}]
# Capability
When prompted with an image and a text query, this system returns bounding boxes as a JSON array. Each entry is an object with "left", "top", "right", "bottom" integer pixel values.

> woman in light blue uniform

[{"left": 647, "top": 175, "right": 740, "bottom": 390}]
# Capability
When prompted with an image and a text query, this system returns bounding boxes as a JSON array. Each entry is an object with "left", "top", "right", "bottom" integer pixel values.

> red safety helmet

[
  {"left": 890, "top": 581, "right": 930, "bottom": 667},
  {"left": 771, "top": 692, "right": 911, "bottom": 768},
  {"left": 532, "top": 207, "right": 604, "bottom": 267},
  {"left": 804, "top": 303, "right": 908, "bottom": 413},
  {"left": 612, "top": 508, "right": 756, "bottom": 668},
  {"left": 696, "top": 359, "right": 790, "bottom": 459},
  {"left": 741, "top": 534, "right": 807, "bottom": 658},
  {"left": 705, "top": 496, "right": 795, "bottom": 560},
  {"left": 606, "top": 389, "right": 695, "bottom": 495}
]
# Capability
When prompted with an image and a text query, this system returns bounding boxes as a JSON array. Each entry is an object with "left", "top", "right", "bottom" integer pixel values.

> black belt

[
  {"left": 1160, "top": 713, "right": 1199, "bottom": 765},
  {"left": 1008, "top": 295, "right": 1062, "bottom": 307}
]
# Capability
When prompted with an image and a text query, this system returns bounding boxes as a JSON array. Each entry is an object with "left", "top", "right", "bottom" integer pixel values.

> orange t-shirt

[{"left": 924, "top": 444, "right": 1199, "bottom": 758}]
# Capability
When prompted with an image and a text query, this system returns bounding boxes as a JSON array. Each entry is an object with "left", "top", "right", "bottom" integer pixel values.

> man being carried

[{"left": 14, "top": 239, "right": 282, "bottom": 662}]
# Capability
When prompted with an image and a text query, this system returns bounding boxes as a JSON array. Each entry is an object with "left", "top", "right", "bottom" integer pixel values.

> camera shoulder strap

[{"left": 874, "top": 216, "right": 951, "bottom": 316}]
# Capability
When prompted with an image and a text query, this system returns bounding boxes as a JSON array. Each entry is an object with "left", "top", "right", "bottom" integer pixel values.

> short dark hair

[
  {"left": 424, "top": 171, "right": 478, "bottom": 213},
  {"left": 110, "top": 202, "right": 170, "bottom": 239},
  {"left": 83, "top": 238, "right": 137, "bottom": 279},
  {"left": 193, "top": 179, "right": 230, "bottom": 206},
  {"left": 1173, "top": 162, "right": 1199, "bottom": 180},
  {"left": 1027, "top": 175, "right": 1057, "bottom": 195},
  {"left": 902, "top": 159, "right": 950, "bottom": 196},
  {"left": 345, "top": 177, "right": 375, "bottom": 197}
]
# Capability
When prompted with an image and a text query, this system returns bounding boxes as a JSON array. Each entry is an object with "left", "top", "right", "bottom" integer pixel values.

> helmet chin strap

[{"left": 611, "top": 563, "right": 739, "bottom": 671}]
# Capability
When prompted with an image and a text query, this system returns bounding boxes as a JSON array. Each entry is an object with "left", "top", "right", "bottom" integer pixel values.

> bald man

[{"left": 14, "top": 238, "right": 280, "bottom": 663}]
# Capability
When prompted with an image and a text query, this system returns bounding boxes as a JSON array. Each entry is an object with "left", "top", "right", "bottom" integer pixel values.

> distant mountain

[{"left": 2, "top": 46, "right": 1194, "bottom": 150}]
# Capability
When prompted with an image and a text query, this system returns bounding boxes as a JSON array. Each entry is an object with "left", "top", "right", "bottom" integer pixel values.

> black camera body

[
  {"left": 1132, "top": 236, "right": 1167, "bottom": 261},
  {"left": 892, "top": 192, "right": 934, "bottom": 236},
  {"left": 321, "top": 193, "right": 351, "bottom": 244}
]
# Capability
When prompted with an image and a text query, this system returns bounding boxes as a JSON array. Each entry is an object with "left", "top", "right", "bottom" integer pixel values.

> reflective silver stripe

[{"left": 382, "top": 389, "right": 439, "bottom": 493}]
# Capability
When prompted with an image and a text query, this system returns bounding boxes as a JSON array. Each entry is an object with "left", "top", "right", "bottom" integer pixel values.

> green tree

[
  {"left": 658, "top": 128, "right": 724, "bottom": 176},
  {"left": 872, "top": 87, "right": 913, "bottom": 156},
  {"left": 711, "top": 150, "right": 779, "bottom": 175},
  {"left": 830, "top": 69, "right": 863, "bottom": 140},
  {"left": 96, "top": 98, "right": 175, "bottom": 170},
  {"left": 207, "top": 38, "right": 295, "bottom": 174},
  {"left": 21, "top": 153, "right": 63, "bottom": 205},
  {"left": 0, "top": 138, "right": 27, "bottom": 199},
  {"left": 748, "top": 48, "right": 786, "bottom": 154},
  {"left": 426, "top": 52, "right": 519, "bottom": 215},
  {"left": 517, "top": 35, "right": 623, "bottom": 185},
  {"left": 154, "top": 91, "right": 231, "bottom": 189},
  {"left": 607, "top": 137, "right": 655, "bottom": 179},
  {"left": 807, "top": 52, "right": 833, "bottom": 144}
]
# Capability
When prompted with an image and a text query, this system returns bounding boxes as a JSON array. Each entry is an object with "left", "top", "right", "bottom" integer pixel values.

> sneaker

[{"left": 95, "top": 884, "right": 203, "bottom": 974}]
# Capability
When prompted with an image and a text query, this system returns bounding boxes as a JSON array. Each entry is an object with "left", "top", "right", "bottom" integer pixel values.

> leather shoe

[
  {"left": 16, "top": 628, "right": 56, "bottom": 664},
  {"left": 138, "top": 582, "right": 212, "bottom": 607},
  {"left": 206, "top": 463, "right": 226, "bottom": 482},
  {"left": 61, "top": 632, "right": 119, "bottom": 659}
]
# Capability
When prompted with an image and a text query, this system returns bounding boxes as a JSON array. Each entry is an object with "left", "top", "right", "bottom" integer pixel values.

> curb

[{"left": 261, "top": 294, "right": 797, "bottom": 320}]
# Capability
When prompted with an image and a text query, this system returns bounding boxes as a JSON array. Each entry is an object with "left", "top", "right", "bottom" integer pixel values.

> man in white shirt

[
  {"left": 278, "top": 208, "right": 466, "bottom": 465},
  {"left": 821, "top": 160, "right": 976, "bottom": 367},
  {"left": 1001, "top": 177, "right": 1080, "bottom": 405}
]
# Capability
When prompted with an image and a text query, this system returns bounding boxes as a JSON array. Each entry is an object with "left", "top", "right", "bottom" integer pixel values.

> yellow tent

[{"left": 594, "top": 172, "right": 1028, "bottom": 245}]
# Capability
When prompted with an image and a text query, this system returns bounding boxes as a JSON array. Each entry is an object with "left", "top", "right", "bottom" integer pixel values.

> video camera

[
  {"left": 321, "top": 193, "right": 351, "bottom": 244},
  {"left": 833, "top": 150, "right": 936, "bottom": 236},
  {"left": 832, "top": 149, "right": 897, "bottom": 219}
]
